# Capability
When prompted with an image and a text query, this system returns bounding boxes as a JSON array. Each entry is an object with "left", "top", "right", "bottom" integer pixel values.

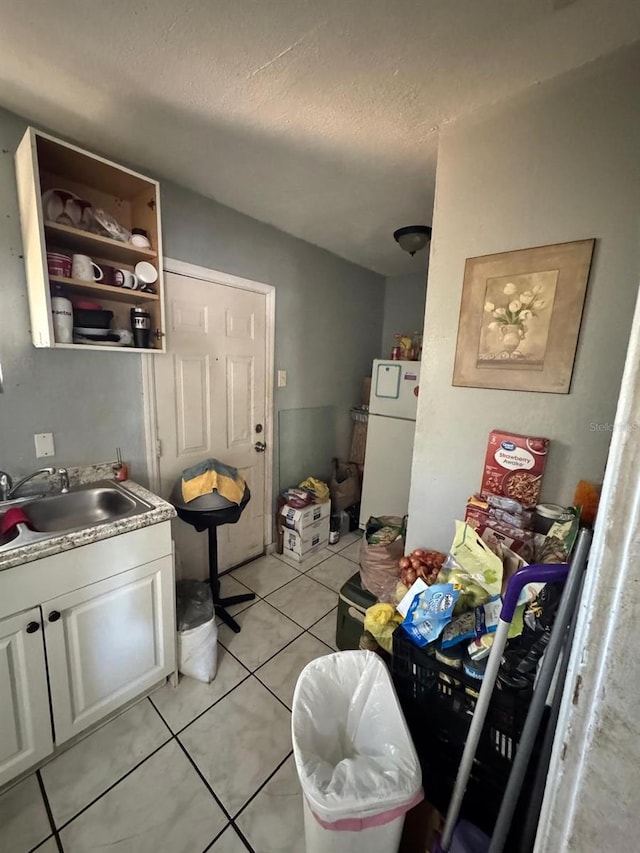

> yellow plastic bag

[
  {"left": 298, "top": 477, "right": 330, "bottom": 504},
  {"left": 364, "top": 603, "right": 403, "bottom": 653}
]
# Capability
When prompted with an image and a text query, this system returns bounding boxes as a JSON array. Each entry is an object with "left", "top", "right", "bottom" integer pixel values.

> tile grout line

[
  {"left": 220, "top": 578, "right": 338, "bottom": 638},
  {"left": 173, "top": 735, "right": 257, "bottom": 853},
  {"left": 158, "top": 671, "right": 254, "bottom": 737},
  {"left": 204, "top": 823, "right": 254, "bottom": 853},
  {"left": 306, "top": 605, "right": 338, "bottom": 633},
  {"left": 35, "top": 770, "right": 63, "bottom": 853},
  {"left": 218, "top": 598, "right": 338, "bottom": 676},
  {"left": 52, "top": 736, "right": 174, "bottom": 833},
  {"left": 146, "top": 694, "right": 177, "bottom": 737},
  {"left": 232, "top": 748, "right": 295, "bottom": 824}
]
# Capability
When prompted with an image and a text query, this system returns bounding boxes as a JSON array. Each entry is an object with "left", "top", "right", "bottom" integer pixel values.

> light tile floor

[{"left": 0, "top": 531, "right": 362, "bottom": 853}]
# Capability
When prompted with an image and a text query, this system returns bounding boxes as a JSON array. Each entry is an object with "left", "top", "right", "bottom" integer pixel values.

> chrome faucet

[
  {"left": 0, "top": 471, "right": 11, "bottom": 501},
  {"left": 58, "top": 467, "right": 70, "bottom": 493},
  {"left": 6, "top": 467, "right": 56, "bottom": 500}
]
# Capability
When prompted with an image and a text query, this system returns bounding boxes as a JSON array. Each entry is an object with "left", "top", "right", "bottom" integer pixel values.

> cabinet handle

[
  {"left": 26, "top": 621, "right": 40, "bottom": 634},
  {"left": 48, "top": 611, "right": 61, "bottom": 623}
]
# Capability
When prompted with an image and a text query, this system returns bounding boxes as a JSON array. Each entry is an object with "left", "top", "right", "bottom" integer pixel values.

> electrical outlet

[
  {"left": 34, "top": 433, "right": 55, "bottom": 458},
  {"left": 277, "top": 370, "right": 287, "bottom": 388}
]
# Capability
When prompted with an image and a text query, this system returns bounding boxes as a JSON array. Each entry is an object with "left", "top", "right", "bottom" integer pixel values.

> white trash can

[{"left": 292, "top": 651, "right": 423, "bottom": 853}]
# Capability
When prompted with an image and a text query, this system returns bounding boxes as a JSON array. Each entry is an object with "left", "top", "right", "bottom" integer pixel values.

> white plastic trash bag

[
  {"left": 292, "top": 650, "right": 422, "bottom": 847},
  {"left": 176, "top": 580, "right": 218, "bottom": 683},
  {"left": 178, "top": 619, "right": 218, "bottom": 683}
]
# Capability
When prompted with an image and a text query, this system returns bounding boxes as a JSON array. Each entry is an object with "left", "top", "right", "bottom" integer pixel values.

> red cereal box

[{"left": 480, "top": 430, "right": 549, "bottom": 506}]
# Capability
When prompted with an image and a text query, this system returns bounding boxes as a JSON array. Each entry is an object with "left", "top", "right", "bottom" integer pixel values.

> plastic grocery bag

[
  {"left": 329, "top": 458, "right": 361, "bottom": 513},
  {"left": 401, "top": 584, "right": 459, "bottom": 647},
  {"left": 364, "top": 603, "right": 403, "bottom": 653},
  {"left": 292, "top": 651, "right": 423, "bottom": 825},
  {"left": 176, "top": 580, "right": 218, "bottom": 683},
  {"left": 360, "top": 516, "right": 405, "bottom": 602}
]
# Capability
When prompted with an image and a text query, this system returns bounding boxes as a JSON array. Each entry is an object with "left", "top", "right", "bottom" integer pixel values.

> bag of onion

[{"left": 398, "top": 549, "right": 447, "bottom": 588}]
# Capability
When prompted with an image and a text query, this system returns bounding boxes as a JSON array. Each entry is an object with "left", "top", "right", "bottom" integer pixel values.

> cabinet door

[
  {"left": 45, "top": 556, "right": 174, "bottom": 745},
  {"left": 0, "top": 608, "right": 53, "bottom": 787}
]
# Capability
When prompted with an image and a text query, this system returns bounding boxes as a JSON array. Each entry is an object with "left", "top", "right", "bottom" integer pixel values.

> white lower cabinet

[
  {"left": 45, "top": 556, "right": 174, "bottom": 745},
  {"left": 0, "top": 608, "right": 53, "bottom": 785},
  {"left": 0, "top": 523, "right": 175, "bottom": 788}
]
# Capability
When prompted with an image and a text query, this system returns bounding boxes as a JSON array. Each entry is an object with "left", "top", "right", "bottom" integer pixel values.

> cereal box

[{"left": 480, "top": 430, "right": 549, "bottom": 506}]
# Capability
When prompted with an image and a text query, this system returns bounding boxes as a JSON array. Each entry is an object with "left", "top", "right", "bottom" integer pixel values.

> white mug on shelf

[
  {"left": 114, "top": 269, "right": 139, "bottom": 289},
  {"left": 71, "top": 254, "right": 103, "bottom": 282},
  {"left": 51, "top": 295, "right": 73, "bottom": 343}
]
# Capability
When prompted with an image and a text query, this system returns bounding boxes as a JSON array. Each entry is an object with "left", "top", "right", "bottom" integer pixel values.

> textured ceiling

[{"left": 1, "top": 1, "right": 639, "bottom": 274}]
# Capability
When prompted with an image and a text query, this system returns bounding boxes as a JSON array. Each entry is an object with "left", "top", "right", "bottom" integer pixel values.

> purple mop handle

[{"left": 500, "top": 562, "right": 569, "bottom": 622}]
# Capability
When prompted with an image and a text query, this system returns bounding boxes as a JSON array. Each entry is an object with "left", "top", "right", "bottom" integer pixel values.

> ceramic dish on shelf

[
  {"left": 72, "top": 299, "right": 102, "bottom": 310},
  {"left": 134, "top": 261, "right": 158, "bottom": 284},
  {"left": 42, "top": 188, "right": 92, "bottom": 228},
  {"left": 73, "top": 334, "right": 124, "bottom": 346},
  {"left": 73, "top": 326, "right": 111, "bottom": 337},
  {"left": 91, "top": 208, "right": 131, "bottom": 242}
]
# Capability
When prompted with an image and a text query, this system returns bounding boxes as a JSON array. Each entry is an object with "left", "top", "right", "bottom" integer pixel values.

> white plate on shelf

[
  {"left": 73, "top": 326, "right": 111, "bottom": 337},
  {"left": 42, "top": 188, "right": 91, "bottom": 228}
]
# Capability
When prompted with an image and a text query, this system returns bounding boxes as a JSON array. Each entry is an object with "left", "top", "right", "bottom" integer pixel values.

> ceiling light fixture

[{"left": 393, "top": 225, "right": 432, "bottom": 256}]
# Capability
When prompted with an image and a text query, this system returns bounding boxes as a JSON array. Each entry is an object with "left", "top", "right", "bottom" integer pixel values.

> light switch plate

[
  {"left": 277, "top": 370, "right": 287, "bottom": 388},
  {"left": 34, "top": 433, "right": 55, "bottom": 458}
]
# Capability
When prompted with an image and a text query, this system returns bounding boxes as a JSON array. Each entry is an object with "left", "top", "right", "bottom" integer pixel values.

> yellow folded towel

[{"left": 181, "top": 459, "right": 246, "bottom": 505}]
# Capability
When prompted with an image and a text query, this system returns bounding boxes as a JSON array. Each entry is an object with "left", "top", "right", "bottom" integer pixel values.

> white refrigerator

[{"left": 359, "top": 359, "right": 420, "bottom": 528}]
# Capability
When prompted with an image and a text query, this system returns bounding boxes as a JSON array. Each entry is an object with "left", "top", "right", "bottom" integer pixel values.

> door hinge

[{"left": 156, "top": 439, "right": 162, "bottom": 458}]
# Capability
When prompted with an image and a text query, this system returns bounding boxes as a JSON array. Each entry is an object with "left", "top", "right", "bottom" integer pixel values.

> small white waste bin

[{"left": 292, "top": 651, "right": 423, "bottom": 853}]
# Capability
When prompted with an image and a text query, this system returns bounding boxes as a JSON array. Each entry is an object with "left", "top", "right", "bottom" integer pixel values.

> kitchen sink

[{"left": 0, "top": 481, "right": 152, "bottom": 553}]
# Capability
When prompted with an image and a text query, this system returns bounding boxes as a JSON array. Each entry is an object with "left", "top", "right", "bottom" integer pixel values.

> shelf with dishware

[
  {"left": 44, "top": 221, "right": 158, "bottom": 264},
  {"left": 15, "top": 127, "right": 166, "bottom": 351},
  {"left": 48, "top": 275, "right": 160, "bottom": 304}
]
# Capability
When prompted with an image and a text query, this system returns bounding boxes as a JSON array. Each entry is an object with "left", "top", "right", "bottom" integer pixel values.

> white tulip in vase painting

[{"left": 453, "top": 240, "right": 595, "bottom": 393}]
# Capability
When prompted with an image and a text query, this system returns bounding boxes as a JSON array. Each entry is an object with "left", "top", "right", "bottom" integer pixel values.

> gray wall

[
  {"left": 407, "top": 44, "right": 640, "bottom": 552},
  {"left": 0, "top": 108, "right": 147, "bottom": 481},
  {"left": 380, "top": 270, "right": 428, "bottom": 358},
  {"left": 160, "top": 181, "right": 384, "bottom": 488},
  {"left": 0, "top": 106, "right": 384, "bottom": 488}
]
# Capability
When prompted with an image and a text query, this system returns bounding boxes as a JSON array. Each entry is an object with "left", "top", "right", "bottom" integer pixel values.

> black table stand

[
  {"left": 171, "top": 482, "right": 255, "bottom": 634},
  {"left": 206, "top": 526, "right": 255, "bottom": 633}
]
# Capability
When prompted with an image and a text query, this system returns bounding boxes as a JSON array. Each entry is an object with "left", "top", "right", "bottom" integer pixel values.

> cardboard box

[
  {"left": 281, "top": 501, "right": 331, "bottom": 533},
  {"left": 282, "top": 517, "right": 330, "bottom": 559},
  {"left": 464, "top": 495, "right": 490, "bottom": 531},
  {"left": 481, "top": 430, "right": 549, "bottom": 506}
]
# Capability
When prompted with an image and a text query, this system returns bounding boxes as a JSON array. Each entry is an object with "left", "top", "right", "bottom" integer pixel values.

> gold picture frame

[{"left": 452, "top": 239, "right": 595, "bottom": 393}]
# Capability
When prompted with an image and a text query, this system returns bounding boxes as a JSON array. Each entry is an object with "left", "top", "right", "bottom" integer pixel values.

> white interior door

[
  {"left": 45, "top": 557, "right": 173, "bottom": 745},
  {"left": 153, "top": 270, "right": 268, "bottom": 578},
  {"left": 0, "top": 607, "right": 52, "bottom": 786}
]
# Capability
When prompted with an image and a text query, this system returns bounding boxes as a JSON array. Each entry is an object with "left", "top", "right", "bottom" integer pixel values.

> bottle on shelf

[
  {"left": 411, "top": 331, "right": 423, "bottom": 361},
  {"left": 50, "top": 284, "right": 73, "bottom": 343}
]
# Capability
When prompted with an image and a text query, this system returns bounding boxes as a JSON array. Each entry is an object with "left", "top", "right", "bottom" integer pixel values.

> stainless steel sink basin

[
  {"left": 0, "top": 481, "right": 152, "bottom": 553},
  {"left": 26, "top": 486, "right": 140, "bottom": 532}
]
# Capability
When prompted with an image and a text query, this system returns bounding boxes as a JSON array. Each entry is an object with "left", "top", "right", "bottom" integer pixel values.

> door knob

[
  {"left": 254, "top": 441, "right": 267, "bottom": 453},
  {"left": 48, "top": 611, "right": 61, "bottom": 622},
  {"left": 26, "top": 621, "right": 40, "bottom": 634}
]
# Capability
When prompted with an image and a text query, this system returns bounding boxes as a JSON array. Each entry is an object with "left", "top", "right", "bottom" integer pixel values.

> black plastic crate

[{"left": 392, "top": 629, "right": 532, "bottom": 779}]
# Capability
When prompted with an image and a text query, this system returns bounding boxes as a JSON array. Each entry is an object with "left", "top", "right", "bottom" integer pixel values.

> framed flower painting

[{"left": 452, "top": 239, "right": 595, "bottom": 393}]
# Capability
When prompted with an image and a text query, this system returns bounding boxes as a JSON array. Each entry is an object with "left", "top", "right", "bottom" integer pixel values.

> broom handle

[
  {"left": 488, "top": 528, "right": 592, "bottom": 853},
  {"left": 439, "top": 562, "right": 569, "bottom": 851}
]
